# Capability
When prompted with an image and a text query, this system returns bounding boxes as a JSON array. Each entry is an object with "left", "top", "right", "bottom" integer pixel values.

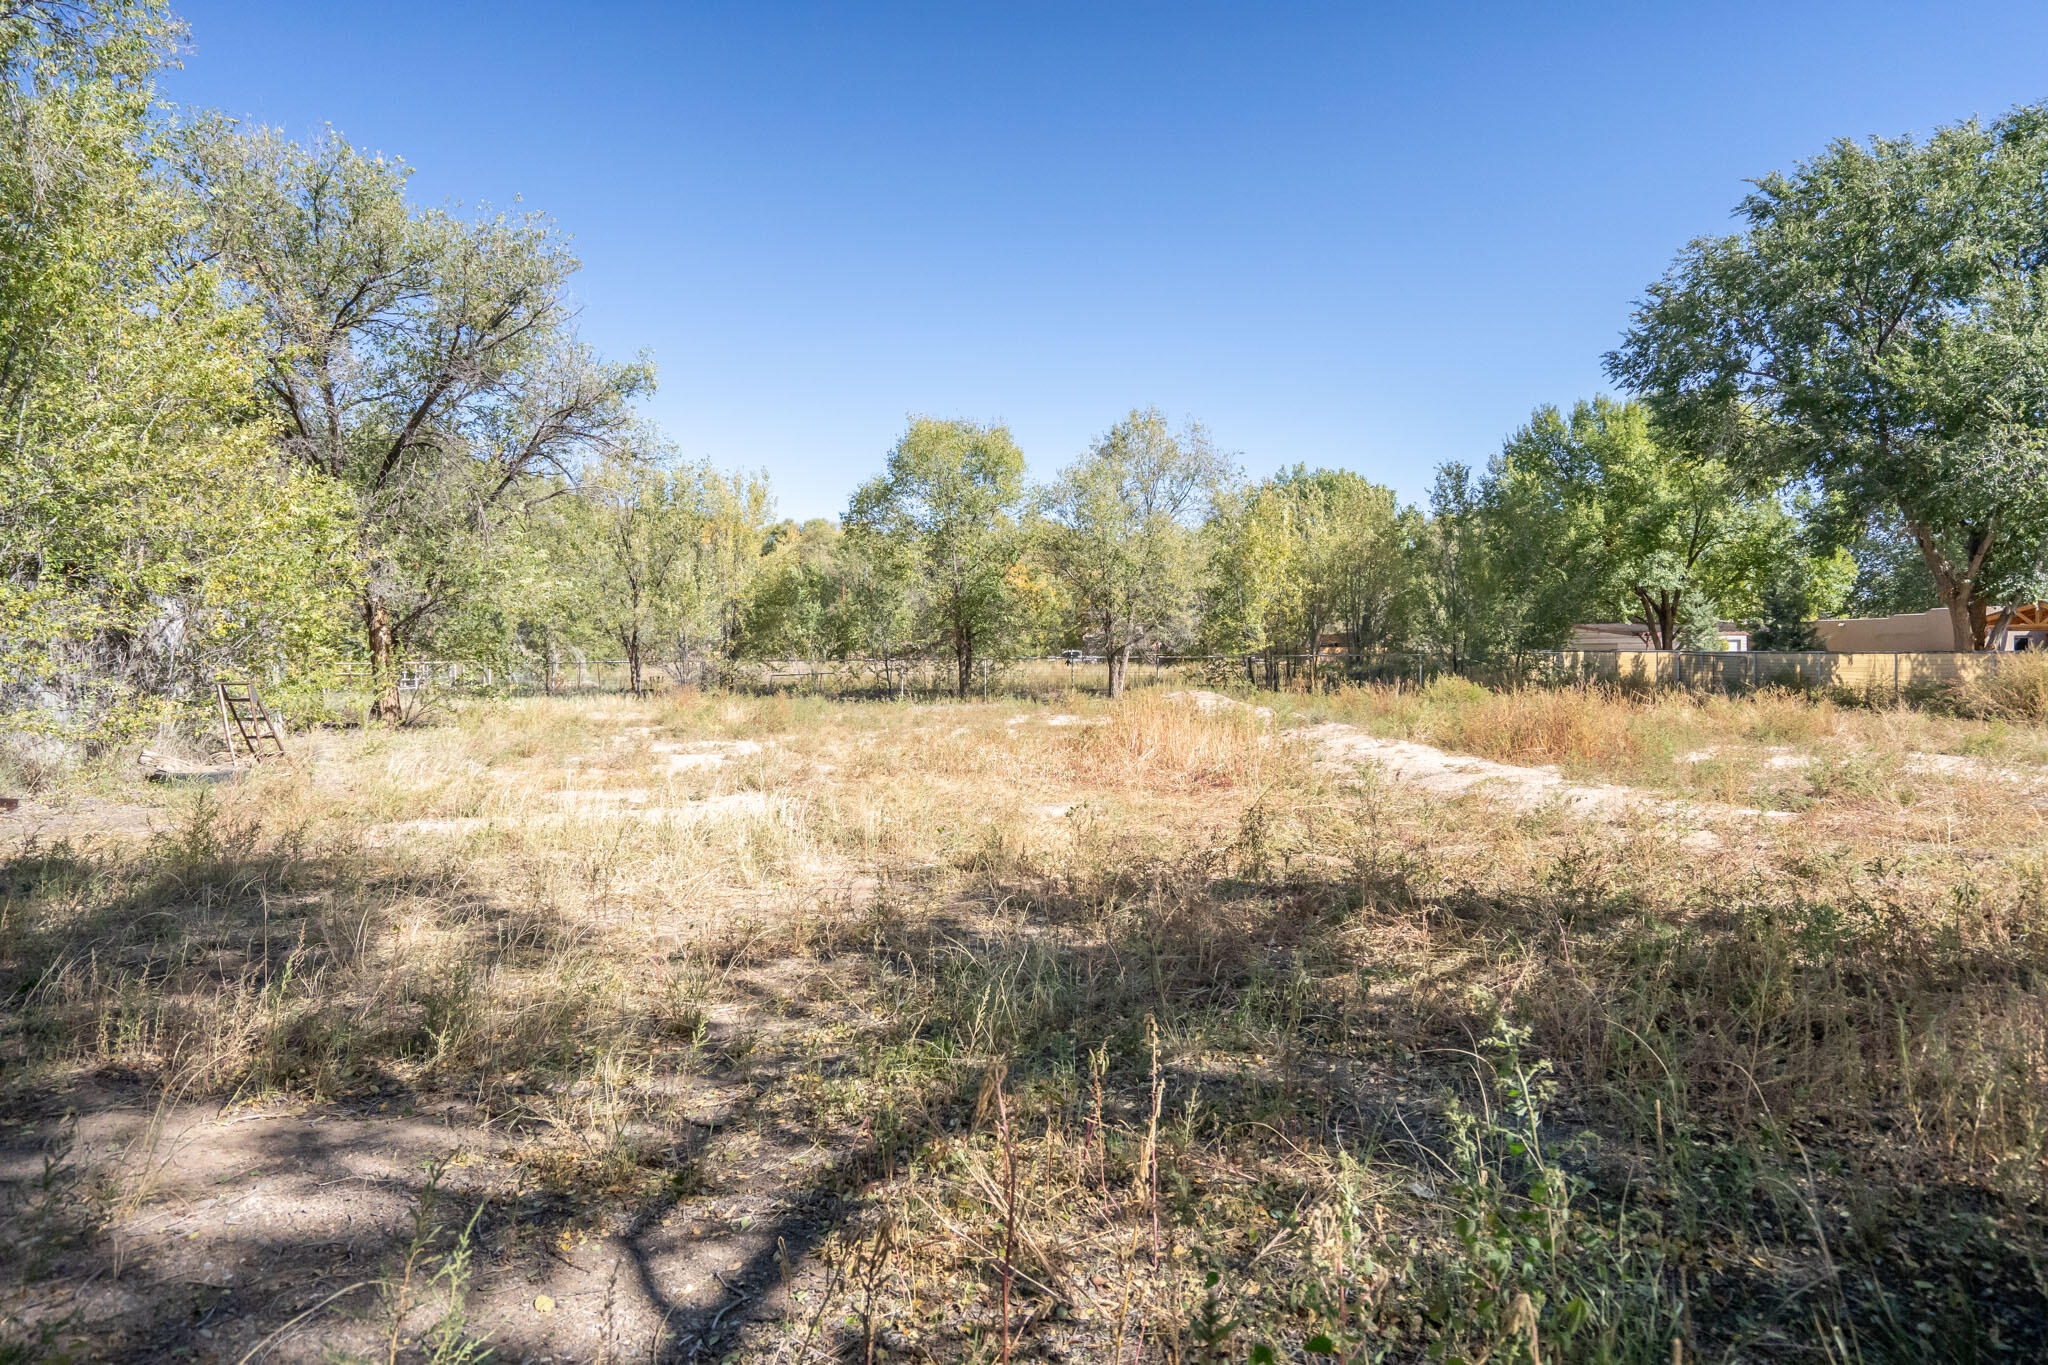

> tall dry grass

[
  {"left": 1304, "top": 675, "right": 1850, "bottom": 772},
  {"left": 10, "top": 687, "right": 2048, "bottom": 1360},
  {"left": 1954, "top": 649, "right": 2048, "bottom": 723}
]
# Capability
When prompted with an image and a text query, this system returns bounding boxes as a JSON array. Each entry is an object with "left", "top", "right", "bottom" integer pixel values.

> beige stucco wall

[{"left": 1812, "top": 609, "right": 1956, "bottom": 653}]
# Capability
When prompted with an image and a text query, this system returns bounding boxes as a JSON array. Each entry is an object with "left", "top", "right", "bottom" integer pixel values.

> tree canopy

[
  {"left": 846, "top": 418, "right": 1028, "bottom": 697},
  {"left": 13, "top": 0, "right": 2035, "bottom": 761},
  {"left": 1608, "top": 105, "right": 2048, "bottom": 649},
  {"left": 1041, "top": 409, "right": 1230, "bottom": 696}
]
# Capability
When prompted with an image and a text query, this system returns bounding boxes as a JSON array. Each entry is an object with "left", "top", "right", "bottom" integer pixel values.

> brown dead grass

[{"left": 5, "top": 686, "right": 2048, "bottom": 1361}]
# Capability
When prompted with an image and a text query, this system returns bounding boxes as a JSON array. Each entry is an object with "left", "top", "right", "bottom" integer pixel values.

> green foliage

[
  {"left": 847, "top": 417, "right": 1028, "bottom": 696},
  {"left": 1610, "top": 104, "right": 2048, "bottom": 649},
  {"left": 1042, "top": 408, "right": 1230, "bottom": 695},
  {"left": 741, "top": 519, "right": 912, "bottom": 661},
  {"left": 18, "top": 0, "right": 2031, "bottom": 740},
  {"left": 1420, "top": 1024, "right": 1677, "bottom": 1364},
  {"left": 0, "top": 0, "right": 351, "bottom": 745},
  {"left": 1202, "top": 478, "right": 1301, "bottom": 658},
  {"left": 1202, "top": 466, "right": 1417, "bottom": 661},
  {"left": 1841, "top": 518, "right": 1943, "bottom": 618},
  {"left": 185, "top": 120, "right": 652, "bottom": 703},
  {"left": 545, "top": 440, "right": 772, "bottom": 691},
  {"left": 1413, "top": 464, "right": 1494, "bottom": 668},
  {"left": 1481, "top": 399, "right": 1765, "bottom": 651}
]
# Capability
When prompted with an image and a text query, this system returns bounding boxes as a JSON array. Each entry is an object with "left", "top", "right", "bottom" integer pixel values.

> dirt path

[{"left": 1169, "top": 690, "right": 1790, "bottom": 828}]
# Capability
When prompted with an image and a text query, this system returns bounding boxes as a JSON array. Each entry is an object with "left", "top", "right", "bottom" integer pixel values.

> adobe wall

[{"left": 1812, "top": 609, "right": 1956, "bottom": 653}]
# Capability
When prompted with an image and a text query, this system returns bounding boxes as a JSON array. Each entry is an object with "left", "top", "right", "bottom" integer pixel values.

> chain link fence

[{"left": 334, "top": 647, "right": 2016, "bottom": 706}]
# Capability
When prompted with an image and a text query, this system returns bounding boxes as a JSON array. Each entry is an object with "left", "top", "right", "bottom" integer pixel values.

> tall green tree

[
  {"left": 670, "top": 464, "right": 773, "bottom": 676},
  {"left": 1199, "top": 467, "right": 1415, "bottom": 674},
  {"left": 1200, "top": 479, "right": 1302, "bottom": 663},
  {"left": 1, "top": 1, "right": 349, "bottom": 745},
  {"left": 1043, "top": 408, "right": 1230, "bottom": 697},
  {"left": 742, "top": 520, "right": 910, "bottom": 664},
  {"left": 1415, "top": 464, "right": 1493, "bottom": 669},
  {"left": 1609, "top": 105, "right": 2048, "bottom": 650},
  {"left": 1480, "top": 398, "right": 1792, "bottom": 651},
  {"left": 577, "top": 443, "right": 697, "bottom": 697},
  {"left": 186, "top": 124, "right": 651, "bottom": 717},
  {"left": 846, "top": 418, "right": 1026, "bottom": 697},
  {"left": 1276, "top": 467, "right": 1417, "bottom": 655}
]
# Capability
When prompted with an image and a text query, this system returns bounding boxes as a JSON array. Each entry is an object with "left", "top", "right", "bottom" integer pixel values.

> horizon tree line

[{"left": 7, "top": 0, "right": 2048, "bottom": 744}]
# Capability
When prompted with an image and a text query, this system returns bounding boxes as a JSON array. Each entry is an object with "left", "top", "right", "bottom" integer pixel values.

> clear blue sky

[{"left": 167, "top": 1, "right": 2048, "bottom": 522}]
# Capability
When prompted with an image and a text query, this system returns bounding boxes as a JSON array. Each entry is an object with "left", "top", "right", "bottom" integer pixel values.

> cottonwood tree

[
  {"left": 1276, "top": 467, "right": 1417, "bottom": 655},
  {"left": 515, "top": 452, "right": 769, "bottom": 694},
  {"left": 1200, "top": 478, "right": 1302, "bottom": 668},
  {"left": 846, "top": 418, "right": 1026, "bottom": 697},
  {"left": 1415, "top": 464, "right": 1491, "bottom": 670},
  {"left": 672, "top": 466, "right": 772, "bottom": 679},
  {"left": 186, "top": 125, "right": 650, "bottom": 717},
  {"left": 1609, "top": 106, "right": 2048, "bottom": 650},
  {"left": 577, "top": 444, "right": 694, "bottom": 696},
  {"left": 1043, "top": 408, "right": 1230, "bottom": 697},
  {"left": 1199, "top": 467, "right": 1414, "bottom": 680},
  {"left": 1481, "top": 398, "right": 1795, "bottom": 651},
  {"left": 742, "top": 520, "right": 911, "bottom": 663},
  {"left": 1, "top": 1, "right": 349, "bottom": 742}
]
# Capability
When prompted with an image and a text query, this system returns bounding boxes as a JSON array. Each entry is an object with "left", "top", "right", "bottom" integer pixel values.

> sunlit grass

[{"left": 7, "top": 683, "right": 2048, "bottom": 1359}]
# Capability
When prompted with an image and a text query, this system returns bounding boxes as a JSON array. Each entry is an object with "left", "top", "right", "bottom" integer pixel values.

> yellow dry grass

[{"left": 6, "top": 684, "right": 2048, "bottom": 1361}]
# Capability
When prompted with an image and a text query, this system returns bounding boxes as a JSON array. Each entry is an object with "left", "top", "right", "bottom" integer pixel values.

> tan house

[
  {"left": 1813, "top": 604, "right": 2048, "bottom": 652},
  {"left": 1567, "top": 622, "right": 1752, "bottom": 652}
]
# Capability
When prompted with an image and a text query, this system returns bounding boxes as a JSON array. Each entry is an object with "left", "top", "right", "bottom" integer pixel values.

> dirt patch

[
  {"left": 1679, "top": 743, "right": 2042, "bottom": 782},
  {"left": 1301, "top": 721, "right": 1791, "bottom": 824},
  {"left": 0, "top": 796, "right": 168, "bottom": 842},
  {"left": 1163, "top": 689, "right": 1274, "bottom": 721},
  {"left": 649, "top": 738, "right": 769, "bottom": 773}
]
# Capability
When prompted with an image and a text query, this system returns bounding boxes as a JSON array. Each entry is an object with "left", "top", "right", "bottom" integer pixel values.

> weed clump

[{"left": 1953, "top": 650, "right": 2048, "bottom": 723}]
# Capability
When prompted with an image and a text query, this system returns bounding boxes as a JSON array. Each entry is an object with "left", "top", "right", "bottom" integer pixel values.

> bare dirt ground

[
  {"left": 4, "top": 987, "right": 868, "bottom": 1363},
  {"left": 1173, "top": 690, "right": 1789, "bottom": 841}
]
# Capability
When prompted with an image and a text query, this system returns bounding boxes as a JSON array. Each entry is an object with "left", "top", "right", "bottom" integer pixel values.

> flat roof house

[{"left": 1813, "top": 604, "right": 2048, "bottom": 652}]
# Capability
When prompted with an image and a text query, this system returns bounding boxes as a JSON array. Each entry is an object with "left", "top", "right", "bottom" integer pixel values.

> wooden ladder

[{"left": 217, "top": 680, "right": 287, "bottom": 763}]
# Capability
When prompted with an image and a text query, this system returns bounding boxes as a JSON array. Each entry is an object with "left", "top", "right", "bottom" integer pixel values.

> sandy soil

[
  {"left": 2, "top": 966, "right": 875, "bottom": 1364},
  {"left": 1164, "top": 690, "right": 1775, "bottom": 823}
]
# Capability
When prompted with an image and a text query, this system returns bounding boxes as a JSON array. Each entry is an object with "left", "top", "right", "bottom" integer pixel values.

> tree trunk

[
  {"left": 1906, "top": 514, "right": 1998, "bottom": 651},
  {"left": 365, "top": 592, "right": 400, "bottom": 723},
  {"left": 1108, "top": 645, "right": 1130, "bottom": 699},
  {"left": 545, "top": 628, "right": 560, "bottom": 696},
  {"left": 625, "top": 627, "right": 644, "bottom": 696},
  {"left": 1631, "top": 587, "right": 1678, "bottom": 650},
  {"left": 957, "top": 635, "right": 972, "bottom": 699}
]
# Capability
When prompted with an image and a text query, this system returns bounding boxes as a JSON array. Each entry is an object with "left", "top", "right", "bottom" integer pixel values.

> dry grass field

[{"left": 4, "top": 681, "right": 2048, "bottom": 1363}]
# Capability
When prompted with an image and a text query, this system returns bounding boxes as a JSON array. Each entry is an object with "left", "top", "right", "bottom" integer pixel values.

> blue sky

[{"left": 169, "top": 2, "right": 2048, "bottom": 522}]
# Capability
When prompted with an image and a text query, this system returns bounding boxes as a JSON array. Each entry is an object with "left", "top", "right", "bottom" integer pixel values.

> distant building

[
  {"left": 1814, "top": 603, "right": 2048, "bottom": 652},
  {"left": 1566, "top": 623, "right": 1750, "bottom": 652}
]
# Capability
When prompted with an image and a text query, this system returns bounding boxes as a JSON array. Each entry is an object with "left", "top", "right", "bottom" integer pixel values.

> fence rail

[
  {"left": 501, "top": 649, "right": 2017, "bottom": 702},
  {"left": 322, "top": 647, "right": 2018, "bottom": 707},
  {"left": 1539, "top": 648, "right": 2003, "bottom": 701}
]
